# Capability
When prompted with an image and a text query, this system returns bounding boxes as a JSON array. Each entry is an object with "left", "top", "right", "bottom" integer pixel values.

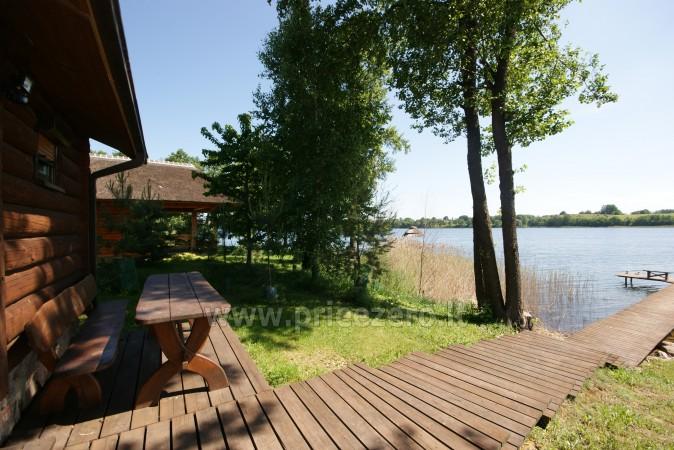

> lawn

[
  {"left": 526, "top": 357, "right": 674, "bottom": 449},
  {"left": 98, "top": 252, "right": 512, "bottom": 386}
]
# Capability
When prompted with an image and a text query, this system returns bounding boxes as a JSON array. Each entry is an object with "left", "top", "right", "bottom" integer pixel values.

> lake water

[{"left": 393, "top": 227, "right": 674, "bottom": 332}]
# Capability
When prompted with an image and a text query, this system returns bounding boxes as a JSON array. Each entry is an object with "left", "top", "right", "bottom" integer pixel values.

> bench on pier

[{"left": 24, "top": 274, "right": 127, "bottom": 414}]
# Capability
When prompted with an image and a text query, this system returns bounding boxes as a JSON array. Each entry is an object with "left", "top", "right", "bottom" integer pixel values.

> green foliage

[
  {"left": 528, "top": 359, "right": 674, "bottom": 449},
  {"left": 103, "top": 172, "right": 169, "bottom": 261},
  {"left": 394, "top": 212, "right": 674, "bottom": 228},
  {"left": 200, "top": 113, "right": 269, "bottom": 264},
  {"left": 166, "top": 148, "right": 201, "bottom": 168},
  {"left": 254, "top": 0, "right": 406, "bottom": 282},
  {"left": 599, "top": 204, "right": 623, "bottom": 215}
]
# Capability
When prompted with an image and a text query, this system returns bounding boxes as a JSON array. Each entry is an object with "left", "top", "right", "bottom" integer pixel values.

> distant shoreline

[{"left": 394, "top": 212, "right": 674, "bottom": 229}]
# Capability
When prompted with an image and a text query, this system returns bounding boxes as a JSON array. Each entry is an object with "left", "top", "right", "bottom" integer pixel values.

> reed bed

[{"left": 383, "top": 237, "right": 593, "bottom": 328}]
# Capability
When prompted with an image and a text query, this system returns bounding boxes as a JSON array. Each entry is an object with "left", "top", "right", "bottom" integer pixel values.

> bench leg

[{"left": 40, "top": 374, "right": 102, "bottom": 414}]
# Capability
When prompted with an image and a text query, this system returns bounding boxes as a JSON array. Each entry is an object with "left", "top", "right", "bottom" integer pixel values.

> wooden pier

[
  {"left": 616, "top": 270, "right": 672, "bottom": 286},
  {"left": 5, "top": 285, "right": 674, "bottom": 450}
]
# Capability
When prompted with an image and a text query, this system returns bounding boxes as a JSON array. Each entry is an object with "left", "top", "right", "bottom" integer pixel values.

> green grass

[
  {"left": 527, "top": 358, "right": 674, "bottom": 449},
  {"left": 98, "top": 252, "right": 512, "bottom": 386}
]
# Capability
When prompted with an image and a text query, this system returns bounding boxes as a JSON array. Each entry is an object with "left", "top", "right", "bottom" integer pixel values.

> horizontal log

[
  {"left": 4, "top": 254, "right": 83, "bottom": 306},
  {"left": 3, "top": 204, "right": 82, "bottom": 238},
  {"left": 1, "top": 107, "right": 38, "bottom": 152},
  {"left": 2, "top": 173, "right": 81, "bottom": 214},
  {"left": 1, "top": 107, "right": 86, "bottom": 181},
  {"left": 4, "top": 235, "right": 83, "bottom": 272},
  {"left": 2, "top": 142, "right": 84, "bottom": 198},
  {"left": 4, "top": 272, "right": 85, "bottom": 343}
]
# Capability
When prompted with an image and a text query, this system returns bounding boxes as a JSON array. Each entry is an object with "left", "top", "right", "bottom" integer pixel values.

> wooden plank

[
  {"left": 217, "top": 400, "right": 255, "bottom": 450},
  {"left": 135, "top": 274, "right": 169, "bottom": 325},
  {"left": 168, "top": 273, "right": 202, "bottom": 322},
  {"left": 401, "top": 353, "right": 543, "bottom": 419},
  {"left": 291, "top": 381, "right": 365, "bottom": 449},
  {"left": 158, "top": 371, "right": 186, "bottom": 421},
  {"left": 4, "top": 236, "right": 82, "bottom": 273},
  {"left": 208, "top": 322, "right": 256, "bottom": 399},
  {"left": 89, "top": 435, "right": 118, "bottom": 450},
  {"left": 195, "top": 407, "right": 225, "bottom": 450},
  {"left": 237, "top": 396, "right": 283, "bottom": 450},
  {"left": 130, "top": 329, "right": 162, "bottom": 429},
  {"left": 341, "top": 366, "right": 477, "bottom": 450},
  {"left": 2, "top": 204, "right": 81, "bottom": 238},
  {"left": 305, "top": 376, "right": 392, "bottom": 449},
  {"left": 256, "top": 390, "right": 310, "bottom": 450},
  {"left": 186, "top": 272, "right": 230, "bottom": 316},
  {"left": 380, "top": 364, "right": 526, "bottom": 448},
  {"left": 389, "top": 360, "right": 535, "bottom": 432},
  {"left": 448, "top": 344, "right": 582, "bottom": 391},
  {"left": 171, "top": 412, "right": 198, "bottom": 450},
  {"left": 200, "top": 334, "right": 234, "bottom": 406},
  {"left": 352, "top": 364, "right": 507, "bottom": 450},
  {"left": 218, "top": 321, "right": 271, "bottom": 393},
  {"left": 320, "top": 371, "right": 425, "bottom": 450},
  {"left": 436, "top": 348, "right": 571, "bottom": 399},
  {"left": 4, "top": 254, "right": 82, "bottom": 306},
  {"left": 274, "top": 385, "right": 337, "bottom": 450},
  {"left": 67, "top": 333, "right": 134, "bottom": 447},
  {"left": 144, "top": 420, "right": 171, "bottom": 450},
  {"left": 55, "top": 300, "right": 127, "bottom": 376},
  {"left": 116, "top": 427, "right": 145, "bottom": 450},
  {"left": 99, "top": 331, "right": 145, "bottom": 437}
]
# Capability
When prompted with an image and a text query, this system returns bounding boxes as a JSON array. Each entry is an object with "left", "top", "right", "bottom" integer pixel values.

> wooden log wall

[
  {"left": 1, "top": 98, "right": 91, "bottom": 385},
  {"left": 1, "top": 102, "right": 8, "bottom": 398}
]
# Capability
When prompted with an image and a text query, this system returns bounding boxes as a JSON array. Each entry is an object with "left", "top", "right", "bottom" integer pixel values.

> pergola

[{"left": 91, "top": 155, "right": 227, "bottom": 254}]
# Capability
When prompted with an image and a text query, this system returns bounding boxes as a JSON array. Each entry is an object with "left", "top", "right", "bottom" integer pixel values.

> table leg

[
  {"left": 184, "top": 318, "right": 229, "bottom": 390},
  {"left": 135, "top": 319, "right": 229, "bottom": 409}
]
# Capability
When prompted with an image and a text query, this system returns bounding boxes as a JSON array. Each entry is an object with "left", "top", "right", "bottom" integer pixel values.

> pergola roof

[{"left": 91, "top": 156, "right": 229, "bottom": 212}]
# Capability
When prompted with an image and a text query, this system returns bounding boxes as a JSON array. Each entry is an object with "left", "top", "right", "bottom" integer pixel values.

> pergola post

[{"left": 190, "top": 211, "right": 197, "bottom": 251}]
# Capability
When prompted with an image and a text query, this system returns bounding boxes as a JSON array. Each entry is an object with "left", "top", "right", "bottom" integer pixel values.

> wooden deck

[
  {"left": 6, "top": 285, "right": 674, "bottom": 449},
  {"left": 5, "top": 320, "right": 271, "bottom": 450}
]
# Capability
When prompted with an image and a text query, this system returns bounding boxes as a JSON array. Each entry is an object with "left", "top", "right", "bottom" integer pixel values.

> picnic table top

[{"left": 135, "top": 272, "right": 231, "bottom": 325}]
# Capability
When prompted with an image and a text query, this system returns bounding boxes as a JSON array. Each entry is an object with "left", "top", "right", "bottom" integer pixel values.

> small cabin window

[{"left": 35, "top": 135, "right": 63, "bottom": 191}]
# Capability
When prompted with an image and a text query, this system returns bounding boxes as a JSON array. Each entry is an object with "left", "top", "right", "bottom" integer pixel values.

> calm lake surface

[{"left": 393, "top": 227, "right": 674, "bottom": 332}]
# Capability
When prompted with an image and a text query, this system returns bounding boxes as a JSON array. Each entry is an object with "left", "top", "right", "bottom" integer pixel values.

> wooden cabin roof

[
  {"left": 0, "top": 0, "right": 147, "bottom": 159},
  {"left": 91, "top": 156, "right": 228, "bottom": 211}
]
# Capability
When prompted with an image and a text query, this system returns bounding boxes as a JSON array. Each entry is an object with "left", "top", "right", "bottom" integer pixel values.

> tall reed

[{"left": 382, "top": 237, "right": 593, "bottom": 328}]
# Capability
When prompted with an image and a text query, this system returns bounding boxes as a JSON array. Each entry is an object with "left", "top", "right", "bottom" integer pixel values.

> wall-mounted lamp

[{"left": 7, "top": 75, "right": 33, "bottom": 104}]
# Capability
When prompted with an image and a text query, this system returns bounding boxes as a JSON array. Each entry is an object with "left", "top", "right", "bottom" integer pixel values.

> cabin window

[{"left": 35, "top": 134, "right": 63, "bottom": 191}]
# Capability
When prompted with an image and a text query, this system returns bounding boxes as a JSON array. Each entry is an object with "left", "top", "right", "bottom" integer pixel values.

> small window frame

[{"left": 35, "top": 135, "right": 65, "bottom": 193}]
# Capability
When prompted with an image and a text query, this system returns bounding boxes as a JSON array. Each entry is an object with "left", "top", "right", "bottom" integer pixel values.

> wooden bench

[{"left": 24, "top": 274, "right": 127, "bottom": 414}]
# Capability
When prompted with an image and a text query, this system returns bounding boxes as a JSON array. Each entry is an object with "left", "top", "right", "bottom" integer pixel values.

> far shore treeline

[{"left": 395, "top": 210, "right": 674, "bottom": 229}]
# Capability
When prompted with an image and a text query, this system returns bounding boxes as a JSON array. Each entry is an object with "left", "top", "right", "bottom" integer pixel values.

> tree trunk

[
  {"left": 246, "top": 227, "right": 253, "bottom": 265},
  {"left": 491, "top": 78, "right": 523, "bottom": 326},
  {"left": 460, "top": 28, "right": 505, "bottom": 317}
]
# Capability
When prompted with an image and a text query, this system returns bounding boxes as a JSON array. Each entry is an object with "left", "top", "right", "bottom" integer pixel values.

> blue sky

[{"left": 114, "top": 0, "right": 674, "bottom": 218}]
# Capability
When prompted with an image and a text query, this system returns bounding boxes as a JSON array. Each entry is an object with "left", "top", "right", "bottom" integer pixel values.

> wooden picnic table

[{"left": 134, "top": 272, "right": 231, "bottom": 408}]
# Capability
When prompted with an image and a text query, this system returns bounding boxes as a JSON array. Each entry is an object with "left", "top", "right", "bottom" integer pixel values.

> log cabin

[
  {"left": 91, "top": 156, "right": 227, "bottom": 256},
  {"left": 0, "top": 0, "right": 147, "bottom": 439}
]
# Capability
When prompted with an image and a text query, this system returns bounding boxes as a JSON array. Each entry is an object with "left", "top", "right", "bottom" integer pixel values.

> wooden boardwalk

[
  {"left": 570, "top": 283, "right": 674, "bottom": 367},
  {"left": 6, "top": 285, "right": 674, "bottom": 449}
]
